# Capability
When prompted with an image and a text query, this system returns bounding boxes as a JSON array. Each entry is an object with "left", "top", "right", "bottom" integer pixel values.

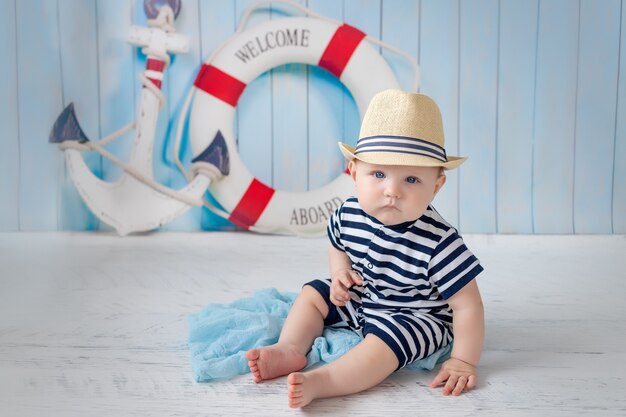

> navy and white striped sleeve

[
  {"left": 326, "top": 204, "right": 345, "bottom": 252},
  {"left": 428, "top": 230, "right": 483, "bottom": 299}
]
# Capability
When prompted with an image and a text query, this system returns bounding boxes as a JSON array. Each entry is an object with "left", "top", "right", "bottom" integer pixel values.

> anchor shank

[
  {"left": 128, "top": 25, "right": 169, "bottom": 176},
  {"left": 128, "top": 66, "right": 163, "bottom": 176}
]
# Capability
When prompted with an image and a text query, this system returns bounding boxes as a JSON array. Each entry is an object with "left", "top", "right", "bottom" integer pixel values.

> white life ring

[{"left": 188, "top": 16, "right": 400, "bottom": 236}]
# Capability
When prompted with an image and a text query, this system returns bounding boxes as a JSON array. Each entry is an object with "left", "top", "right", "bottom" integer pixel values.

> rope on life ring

[{"left": 175, "top": 0, "right": 416, "bottom": 236}]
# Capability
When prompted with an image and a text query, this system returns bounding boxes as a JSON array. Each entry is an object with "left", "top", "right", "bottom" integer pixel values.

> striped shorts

[{"left": 306, "top": 279, "right": 452, "bottom": 370}]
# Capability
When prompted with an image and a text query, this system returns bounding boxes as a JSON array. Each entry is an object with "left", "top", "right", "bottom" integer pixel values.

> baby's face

[{"left": 349, "top": 160, "right": 446, "bottom": 226}]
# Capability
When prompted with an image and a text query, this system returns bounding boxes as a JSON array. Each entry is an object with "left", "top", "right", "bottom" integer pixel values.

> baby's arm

[
  {"left": 431, "top": 279, "right": 484, "bottom": 396},
  {"left": 328, "top": 244, "right": 362, "bottom": 307}
]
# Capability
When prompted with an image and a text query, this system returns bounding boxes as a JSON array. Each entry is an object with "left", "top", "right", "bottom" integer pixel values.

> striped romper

[{"left": 306, "top": 197, "right": 483, "bottom": 369}]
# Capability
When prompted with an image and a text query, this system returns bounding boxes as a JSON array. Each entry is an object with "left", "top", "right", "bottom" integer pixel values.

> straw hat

[{"left": 339, "top": 90, "right": 466, "bottom": 170}]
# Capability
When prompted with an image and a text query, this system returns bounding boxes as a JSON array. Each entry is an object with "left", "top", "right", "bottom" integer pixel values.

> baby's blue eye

[
  {"left": 406, "top": 176, "right": 418, "bottom": 184},
  {"left": 374, "top": 171, "right": 385, "bottom": 179}
]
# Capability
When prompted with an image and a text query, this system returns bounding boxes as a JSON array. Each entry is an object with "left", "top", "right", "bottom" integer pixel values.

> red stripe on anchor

[
  {"left": 194, "top": 64, "right": 246, "bottom": 107},
  {"left": 318, "top": 24, "right": 366, "bottom": 78},
  {"left": 147, "top": 58, "right": 166, "bottom": 72},
  {"left": 147, "top": 78, "right": 162, "bottom": 89},
  {"left": 228, "top": 179, "right": 276, "bottom": 229},
  {"left": 145, "top": 58, "right": 166, "bottom": 89}
]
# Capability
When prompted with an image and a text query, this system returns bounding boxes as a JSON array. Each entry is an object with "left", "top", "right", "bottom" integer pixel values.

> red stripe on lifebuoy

[
  {"left": 228, "top": 179, "right": 276, "bottom": 229},
  {"left": 146, "top": 58, "right": 166, "bottom": 72},
  {"left": 194, "top": 64, "right": 246, "bottom": 107},
  {"left": 318, "top": 24, "right": 366, "bottom": 78}
]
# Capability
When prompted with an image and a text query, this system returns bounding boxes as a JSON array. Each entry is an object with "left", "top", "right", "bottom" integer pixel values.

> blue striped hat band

[{"left": 354, "top": 135, "right": 448, "bottom": 163}]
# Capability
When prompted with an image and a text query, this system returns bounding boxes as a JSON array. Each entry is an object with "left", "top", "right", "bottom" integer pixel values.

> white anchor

[{"left": 49, "top": 0, "right": 225, "bottom": 236}]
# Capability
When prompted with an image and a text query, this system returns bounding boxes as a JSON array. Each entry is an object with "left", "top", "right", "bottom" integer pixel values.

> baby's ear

[
  {"left": 348, "top": 160, "right": 358, "bottom": 181},
  {"left": 434, "top": 172, "right": 447, "bottom": 195}
]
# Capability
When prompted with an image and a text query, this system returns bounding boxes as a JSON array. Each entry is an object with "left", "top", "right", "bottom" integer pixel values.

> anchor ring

[{"left": 144, "top": 0, "right": 181, "bottom": 20}]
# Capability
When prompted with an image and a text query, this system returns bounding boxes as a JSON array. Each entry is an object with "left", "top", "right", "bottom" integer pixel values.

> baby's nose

[{"left": 384, "top": 183, "right": 400, "bottom": 198}]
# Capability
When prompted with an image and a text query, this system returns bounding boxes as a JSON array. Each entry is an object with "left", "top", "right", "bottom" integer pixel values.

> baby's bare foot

[
  {"left": 245, "top": 344, "right": 306, "bottom": 383},
  {"left": 287, "top": 372, "right": 317, "bottom": 408}
]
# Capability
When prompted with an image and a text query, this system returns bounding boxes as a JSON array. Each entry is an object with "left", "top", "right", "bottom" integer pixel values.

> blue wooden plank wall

[{"left": 0, "top": 0, "right": 624, "bottom": 234}]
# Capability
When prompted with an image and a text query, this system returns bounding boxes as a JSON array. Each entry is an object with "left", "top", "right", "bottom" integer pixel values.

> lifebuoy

[{"left": 188, "top": 17, "right": 400, "bottom": 236}]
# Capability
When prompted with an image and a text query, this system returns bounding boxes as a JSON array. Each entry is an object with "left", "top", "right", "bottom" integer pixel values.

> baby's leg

[
  {"left": 246, "top": 285, "right": 328, "bottom": 382},
  {"left": 287, "top": 333, "right": 399, "bottom": 408}
]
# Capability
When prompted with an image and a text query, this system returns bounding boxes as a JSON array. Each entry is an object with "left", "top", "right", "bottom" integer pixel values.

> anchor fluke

[
  {"left": 49, "top": 103, "right": 90, "bottom": 144},
  {"left": 191, "top": 130, "right": 230, "bottom": 176}
]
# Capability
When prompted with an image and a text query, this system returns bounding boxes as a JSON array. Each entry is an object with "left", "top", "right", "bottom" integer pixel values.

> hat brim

[{"left": 338, "top": 143, "right": 466, "bottom": 170}]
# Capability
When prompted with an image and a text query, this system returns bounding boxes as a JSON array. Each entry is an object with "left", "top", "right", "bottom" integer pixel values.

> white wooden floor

[{"left": 1, "top": 232, "right": 625, "bottom": 417}]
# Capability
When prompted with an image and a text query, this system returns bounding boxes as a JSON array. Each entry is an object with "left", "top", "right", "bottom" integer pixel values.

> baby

[{"left": 246, "top": 90, "right": 485, "bottom": 408}]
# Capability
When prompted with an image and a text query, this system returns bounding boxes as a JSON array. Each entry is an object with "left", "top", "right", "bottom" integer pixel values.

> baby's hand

[
  {"left": 430, "top": 357, "right": 477, "bottom": 396},
  {"left": 330, "top": 269, "right": 362, "bottom": 307}
]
